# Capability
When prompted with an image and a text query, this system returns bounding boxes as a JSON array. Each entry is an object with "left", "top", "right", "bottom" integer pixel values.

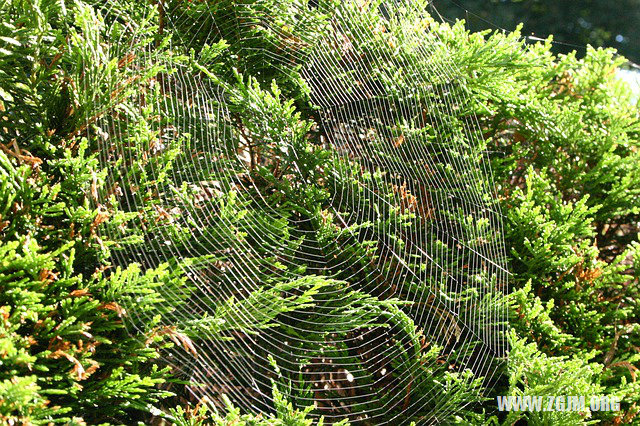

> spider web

[{"left": 87, "top": 0, "right": 508, "bottom": 423}]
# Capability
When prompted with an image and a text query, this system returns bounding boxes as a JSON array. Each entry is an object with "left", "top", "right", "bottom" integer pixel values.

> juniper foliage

[{"left": 1, "top": 0, "right": 639, "bottom": 425}]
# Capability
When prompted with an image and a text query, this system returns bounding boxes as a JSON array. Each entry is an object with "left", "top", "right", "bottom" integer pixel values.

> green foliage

[
  {"left": 447, "top": 13, "right": 640, "bottom": 424},
  {"left": 1, "top": 0, "right": 639, "bottom": 424},
  {"left": 0, "top": 235, "right": 171, "bottom": 423},
  {"left": 499, "top": 331, "right": 604, "bottom": 426}
]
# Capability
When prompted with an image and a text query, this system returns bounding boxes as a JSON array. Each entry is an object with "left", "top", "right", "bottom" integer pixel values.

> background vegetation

[
  {"left": 434, "top": 0, "right": 640, "bottom": 64},
  {"left": 1, "top": 0, "right": 639, "bottom": 424}
]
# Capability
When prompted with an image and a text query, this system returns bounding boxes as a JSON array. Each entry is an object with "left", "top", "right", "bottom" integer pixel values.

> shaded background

[{"left": 432, "top": 0, "right": 640, "bottom": 64}]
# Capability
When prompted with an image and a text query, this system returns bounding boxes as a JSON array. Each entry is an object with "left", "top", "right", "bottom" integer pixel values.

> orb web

[{"left": 84, "top": 0, "right": 509, "bottom": 423}]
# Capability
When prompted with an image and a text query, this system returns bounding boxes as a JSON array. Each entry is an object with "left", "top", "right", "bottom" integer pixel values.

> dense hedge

[{"left": 1, "top": 0, "right": 638, "bottom": 424}]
